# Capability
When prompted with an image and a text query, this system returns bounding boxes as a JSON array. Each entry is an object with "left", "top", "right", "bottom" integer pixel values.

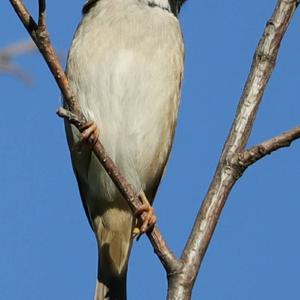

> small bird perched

[{"left": 65, "top": 0, "right": 185, "bottom": 299}]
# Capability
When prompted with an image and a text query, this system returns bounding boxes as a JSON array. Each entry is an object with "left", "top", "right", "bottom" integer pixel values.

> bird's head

[
  {"left": 82, "top": 0, "right": 186, "bottom": 16},
  {"left": 168, "top": 0, "right": 186, "bottom": 15},
  {"left": 142, "top": 0, "right": 186, "bottom": 16}
]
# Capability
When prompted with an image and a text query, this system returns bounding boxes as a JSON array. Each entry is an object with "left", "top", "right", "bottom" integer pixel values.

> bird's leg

[{"left": 133, "top": 191, "right": 157, "bottom": 238}]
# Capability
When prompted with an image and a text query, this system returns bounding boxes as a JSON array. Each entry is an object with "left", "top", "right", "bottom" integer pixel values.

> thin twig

[
  {"left": 0, "top": 40, "right": 36, "bottom": 84},
  {"left": 38, "top": 0, "right": 46, "bottom": 28},
  {"left": 0, "top": 62, "right": 33, "bottom": 85},
  {"left": 0, "top": 40, "right": 36, "bottom": 57},
  {"left": 10, "top": 0, "right": 79, "bottom": 114},
  {"left": 238, "top": 125, "right": 300, "bottom": 168},
  {"left": 10, "top": 0, "right": 179, "bottom": 274}
]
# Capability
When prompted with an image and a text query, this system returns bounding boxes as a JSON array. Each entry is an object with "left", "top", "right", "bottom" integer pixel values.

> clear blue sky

[{"left": 1, "top": 1, "right": 299, "bottom": 299}]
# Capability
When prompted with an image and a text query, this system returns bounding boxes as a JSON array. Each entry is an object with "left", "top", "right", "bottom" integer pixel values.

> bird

[{"left": 64, "top": 0, "right": 185, "bottom": 299}]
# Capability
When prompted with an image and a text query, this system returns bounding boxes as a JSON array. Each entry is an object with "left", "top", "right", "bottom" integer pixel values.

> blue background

[{"left": 1, "top": 1, "right": 299, "bottom": 299}]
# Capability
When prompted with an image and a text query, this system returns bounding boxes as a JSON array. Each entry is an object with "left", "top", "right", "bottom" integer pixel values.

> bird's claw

[
  {"left": 72, "top": 121, "right": 100, "bottom": 151},
  {"left": 132, "top": 191, "right": 157, "bottom": 239},
  {"left": 80, "top": 121, "right": 100, "bottom": 146},
  {"left": 135, "top": 202, "right": 157, "bottom": 233}
]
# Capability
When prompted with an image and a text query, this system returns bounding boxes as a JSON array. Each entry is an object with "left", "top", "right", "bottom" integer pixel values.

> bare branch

[
  {"left": 167, "top": 1, "right": 299, "bottom": 299},
  {"left": 10, "top": 0, "right": 78, "bottom": 114},
  {"left": 0, "top": 40, "right": 36, "bottom": 84},
  {"left": 38, "top": 0, "right": 46, "bottom": 28},
  {"left": 238, "top": 125, "right": 300, "bottom": 168},
  {"left": 0, "top": 62, "right": 33, "bottom": 85},
  {"left": 0, "top": 40, "right": 36, "bottom": 58},
  {"left": 10, "top": 0, "right": 179, "bottom": 274}
]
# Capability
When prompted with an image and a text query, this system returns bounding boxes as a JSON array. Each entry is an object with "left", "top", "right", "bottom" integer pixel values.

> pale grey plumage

[{"left": 65, "top": 0, "right": 184, "bottom": 299}]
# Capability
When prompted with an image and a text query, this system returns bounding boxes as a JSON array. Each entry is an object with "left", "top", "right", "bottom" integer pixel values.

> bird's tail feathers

[
  {"left": 94, "top": 217, "right": 133, "bottom": 300},
  {"left": 95, "top": 271, "right": 127, "bottom": 300}
]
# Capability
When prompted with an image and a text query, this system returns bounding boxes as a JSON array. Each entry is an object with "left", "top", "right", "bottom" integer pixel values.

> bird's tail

[
  {"left": 94, "top": 213, "right": 133, "bottom": 300},
  {"left": 95, "top": 270, "right": 127, "bottom": 300}
]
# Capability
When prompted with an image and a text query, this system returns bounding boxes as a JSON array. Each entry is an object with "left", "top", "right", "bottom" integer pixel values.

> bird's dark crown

[{"left": 82, "top": 0, "right": 186, "bottom": 16}]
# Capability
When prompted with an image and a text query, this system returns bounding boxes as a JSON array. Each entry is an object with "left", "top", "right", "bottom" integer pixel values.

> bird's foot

[
  {"left": 80, "top": 121, "right": 100, "bottom": 145},
  {"left": 73, "top": 121, "right": 100, "bottom": 151},
  {"left": 132, "top": 191, "right": 157, "bottom": 239}
]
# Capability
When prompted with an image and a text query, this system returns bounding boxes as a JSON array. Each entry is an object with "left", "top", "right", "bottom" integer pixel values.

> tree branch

[
  {"left": 0, "top": 62, "right": 32, "bottom": 84},
  {"left": 0, "top": 40, "right": 36, "bottom": 84},
  {"left": 10, "top": 0, "right": 180, "bottom": 274},
  {"left": 38, "top": 0, "right": 46, "bottom": 28},
  {"left": 167, "top": 1, "right": 299, "bottom": 299},
  {"left": 237, "top": 125, "right": 300, "bottom": 168}
]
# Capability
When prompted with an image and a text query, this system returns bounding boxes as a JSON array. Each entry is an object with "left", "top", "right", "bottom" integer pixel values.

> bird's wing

[
  {"left": 73, "top": 163, "right": 94, "bottom": 230},
  {"left": 65, "top": 121, "right": 94, "bottom": 230}
]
